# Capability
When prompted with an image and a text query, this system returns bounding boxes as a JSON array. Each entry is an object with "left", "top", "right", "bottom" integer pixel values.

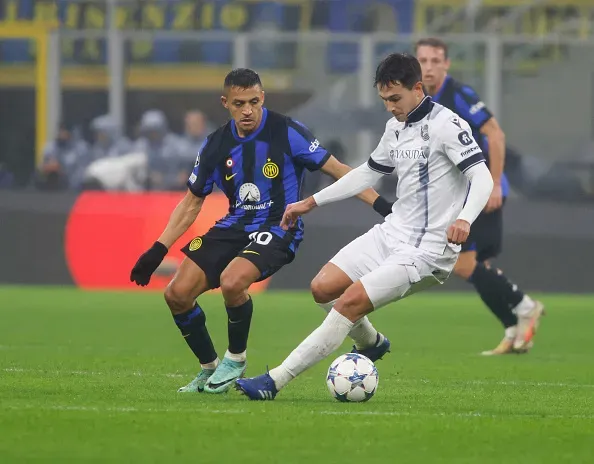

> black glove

[
  {"left": 373, "top": 196, "right": 393, "bottom": 218},
  {"left": 130, "top": 241, "right": 168, "bottom": 286}
]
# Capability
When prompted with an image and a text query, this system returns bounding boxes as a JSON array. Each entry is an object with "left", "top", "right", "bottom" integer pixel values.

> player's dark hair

[
  {"left": 224, "top": 68, "right": 262, "bottom": 89},
  {"left": 415, "top": 37, "right": 449, "bottom": 59},
  {"left": 374, "top": 53, "right": 422, "bottom": 90}
]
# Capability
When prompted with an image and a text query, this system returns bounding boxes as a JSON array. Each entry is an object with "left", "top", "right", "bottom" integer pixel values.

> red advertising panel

[{"left": 65, "top": 192, "right": 271, "bottom": 292}]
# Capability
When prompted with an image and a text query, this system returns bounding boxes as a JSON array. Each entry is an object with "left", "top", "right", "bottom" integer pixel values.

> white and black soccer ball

[{"left": 326, "top": 353, "right": 379, "bottom": 402}]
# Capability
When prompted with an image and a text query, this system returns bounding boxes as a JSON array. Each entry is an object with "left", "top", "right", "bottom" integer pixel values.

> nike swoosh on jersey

[
  {"left": 225, "top": 173, "right": 237, "bottom": 181},
  {"left": 243, "top": 250, "right": 260, "bottom": 255}
]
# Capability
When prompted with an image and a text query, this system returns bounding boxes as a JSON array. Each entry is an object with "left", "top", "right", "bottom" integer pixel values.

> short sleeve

[
  {"left": 367, "top": 129, "right": 394, "bottom": 175},
  {"left": 187, "top": 138, "right": 214, "bottom": 197},
  {"left": 287, "top": 119, "right": 331, "bottom": 171},
  {"left": 454, "top": 85, "right": 493, "bottom": 130},
  {"left": 441, "top": 116, "right": 485, "bottom": 172}
]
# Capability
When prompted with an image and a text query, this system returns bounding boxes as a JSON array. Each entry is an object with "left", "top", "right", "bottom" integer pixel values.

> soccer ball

[{"left": 326, "top": 353, "right": 379, "bottom": 402}]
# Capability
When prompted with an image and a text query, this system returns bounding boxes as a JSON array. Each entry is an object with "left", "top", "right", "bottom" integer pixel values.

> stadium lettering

[
  {"left": 21, "top": 0, "right": 251, "bottom": 31},
  {"left": 8, "top": 0, "right": 251, "bottom": 62}
]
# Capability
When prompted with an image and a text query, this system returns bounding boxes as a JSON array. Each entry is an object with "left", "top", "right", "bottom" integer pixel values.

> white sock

[
  {"left": 268, "top": 365, "right": 294, "bottom": 389},
  {"left": 269, "top": 309, "right": 354, "bottom": 390},
  {"left": 504, "top": 326, "right": 517, "bottom": 340},
  {"left": 513, "top": 295, "right": 535, "bottom": 317},
  {"left": 201, "top": 358, "right": 219, "bottom": 370},
  {"left": 351, "top": 318, "right": 381, "bottom": 349},
  {"left": 224, "top": 350, "right": 246, "bottom": 363},
  {"left": 316, "top": 300, "right": 337, "bottom": 313},
  {"left": 317, "top": 300, "right": 379, "bottom": 350}
]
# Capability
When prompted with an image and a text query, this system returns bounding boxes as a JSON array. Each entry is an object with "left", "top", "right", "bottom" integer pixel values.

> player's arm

[
  {"left": 130, "top": 191, "right": 204, "bottom": 286},
  {"left": 281, "top": 130, "right": 392, "bottom": 230},
  {"left": 479, "top": 117, "right": 505, "bottom": 212},
  {"left": 318, "top": 155, "right": 393, "bottom": 217},
  {"left": 452, "top": 163, "right": 493, "bottom": 242},
  {"left": 455, "top": 86, "right": 504, "bottom": 213},
  {"left": 157, "top": 191, "right": 204, "bottom": 248},
  {"left": 440, "top": 117, "right": 494, "bottom": 245},
  {"left": 281, "top": 162, "right": 384, "bottom": 230},
  {"left": 130, "top": 140, "right": 212, "bottom": 286}
]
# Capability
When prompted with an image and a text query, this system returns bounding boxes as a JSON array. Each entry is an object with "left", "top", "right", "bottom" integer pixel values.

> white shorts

[{"left": 330, "top": 224, "right": 459, "bottom": 309}]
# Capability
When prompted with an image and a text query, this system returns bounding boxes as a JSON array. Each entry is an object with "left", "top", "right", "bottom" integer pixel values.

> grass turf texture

[{"left": 0, "top": 286, "right": 592, "bottom": 463}]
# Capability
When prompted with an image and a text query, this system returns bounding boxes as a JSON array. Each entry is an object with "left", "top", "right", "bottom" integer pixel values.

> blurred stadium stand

[{"left": 0, "top": 0, "right": 593, "bottom": 198}]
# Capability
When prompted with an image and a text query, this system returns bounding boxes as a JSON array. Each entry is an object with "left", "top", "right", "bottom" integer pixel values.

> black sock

[
  {"left": 226, "top": 297, "right": 254, "bottom": 355},
  {"left": 469, "top": 263, "right": 522, "bottom": 328},
  {"left": 173, "top": 303, "right": 218, "bottom": 365}
]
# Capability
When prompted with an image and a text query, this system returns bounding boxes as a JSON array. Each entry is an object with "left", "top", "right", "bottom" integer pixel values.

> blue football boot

[
  {"left": 351, "top": 334, "right": 391, "bottom": 362},
  {"left": 235, "top": 372, "right": 278, "bottom": 400}
]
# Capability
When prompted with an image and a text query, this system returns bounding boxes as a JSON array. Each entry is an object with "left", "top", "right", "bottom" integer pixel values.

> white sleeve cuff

[
  {"left": 457, "top": 162, "right": 494, "bottom": 224},
  {"left": 313, "top": 162, "right": 383, "bottom": 207}
]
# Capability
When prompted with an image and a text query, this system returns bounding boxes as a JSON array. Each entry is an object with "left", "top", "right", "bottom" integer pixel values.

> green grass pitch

[{"left": 1, "top": 286, "right": 593, "bottom": 463}]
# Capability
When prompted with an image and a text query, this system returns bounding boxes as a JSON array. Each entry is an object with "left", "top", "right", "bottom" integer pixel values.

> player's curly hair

[
  {"left": 224, "top": 68, "right": 262, "bottom": 89},
  {"left": 374, "top": 53, "right": 422, "bottom": 90}
]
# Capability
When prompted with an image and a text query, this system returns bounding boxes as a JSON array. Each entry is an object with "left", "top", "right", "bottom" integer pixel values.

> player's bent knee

[
  {"left": 310, "top": 277, "right": 334, "bottom": 304},
  {"left": 219, "top": 271, "right": 248, "bottom": 299},
  {"left": 334, "top": 284, "right": 373, "bottom": 322},
  {"left": 164, "top": 282, "right": 194, "bottom": 315},
  {"left": 310, "top": 264, "right": 351, "bottom": 304}
]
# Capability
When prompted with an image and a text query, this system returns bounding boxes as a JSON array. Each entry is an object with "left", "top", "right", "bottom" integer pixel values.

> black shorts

[
  {"left": 180, "top": 227, "right": 295, "bottom": 289},
  {"left": 461, "top": 204, "right": 503, "bottom": 262}
]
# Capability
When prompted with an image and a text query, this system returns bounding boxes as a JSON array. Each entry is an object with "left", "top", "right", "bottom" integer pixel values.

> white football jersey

[{"left": 368, "top": 97, "right": 485, "bottom": 254}]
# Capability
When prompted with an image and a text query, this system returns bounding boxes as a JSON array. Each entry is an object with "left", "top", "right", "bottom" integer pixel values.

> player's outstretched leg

[
  {"left": 203, "top": 257, "right": 260, "bottom": 393},
  {"left": 237, "top": 244, "right": 453, "bottom": 400},
  {"left": 311, "top": 263, "right": 390, "bottom": 362},
  {"left": 164, "top": 259, "right": 219, "bottom": 392},
  {"left": 454, "top": 252, "right": 545, "bottom": 354},
  {"left": 236, "top": 280, "right": 371, "bottom": 400}
]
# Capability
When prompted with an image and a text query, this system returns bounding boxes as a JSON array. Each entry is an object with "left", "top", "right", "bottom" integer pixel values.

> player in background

[
  {"left": 130, "top": 68, "right": 393, "bottom": 394},
  {"left": 236, "top": 53, "right": 494, "bottom": 400},
  {"left": 415, "top": 38, "right": 544, "bottom": 355}
]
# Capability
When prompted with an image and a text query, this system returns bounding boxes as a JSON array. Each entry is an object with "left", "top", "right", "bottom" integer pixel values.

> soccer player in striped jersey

[
  {"left": 130, "top": 68, "right": 393, "bottom": 393},
  {"left": 416, "top": 38, "right": 544, "bottom": 355}
]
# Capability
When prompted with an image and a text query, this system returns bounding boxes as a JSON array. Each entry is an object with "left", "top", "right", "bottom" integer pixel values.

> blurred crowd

[
  {"left": 29, "top": 108, "right": 347, "bottom": 197},
  {"left": 34, "top": 109, "right": 214, "bottom": 192},
  {"left": 6, "top": 104, "right": 592, "bottom": 202}
]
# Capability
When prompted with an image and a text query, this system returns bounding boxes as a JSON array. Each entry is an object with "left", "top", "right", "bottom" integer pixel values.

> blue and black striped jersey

[
  {"left": 432, "top": 76, "right": 509, "bottom": 196},
  {"left": 187, "top": 108, "right": 330, "bottom": 252}
]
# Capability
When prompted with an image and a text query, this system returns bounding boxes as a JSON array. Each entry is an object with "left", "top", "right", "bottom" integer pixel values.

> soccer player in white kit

[{"left": 236, "top": 53, "right": 494, "bottom": 400}]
